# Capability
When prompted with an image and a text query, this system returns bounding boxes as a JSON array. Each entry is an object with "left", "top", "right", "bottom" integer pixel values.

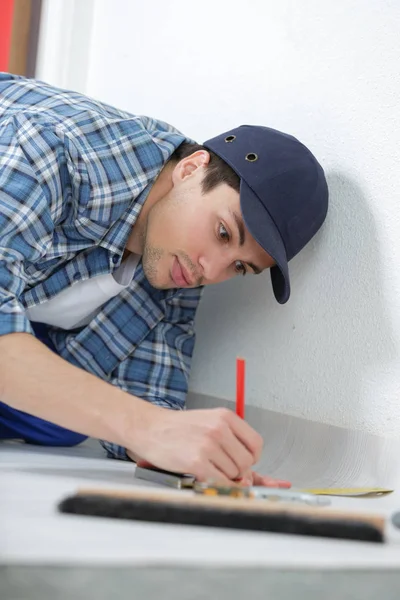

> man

[{"left": 0, "top": 73, "right": 328, "bottom": 487}]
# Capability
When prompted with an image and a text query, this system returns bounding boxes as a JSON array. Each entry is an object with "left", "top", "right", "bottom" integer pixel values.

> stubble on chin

[{"left": 142, "top": 245, "right": 165, "bottom": 288}]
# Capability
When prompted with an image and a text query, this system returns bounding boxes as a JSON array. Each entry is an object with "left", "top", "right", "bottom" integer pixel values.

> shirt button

[{"left": 112, "top": 254, "right": 119, "bottom": 264}]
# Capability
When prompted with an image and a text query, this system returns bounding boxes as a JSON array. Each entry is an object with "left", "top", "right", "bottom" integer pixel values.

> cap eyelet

[
  {"left": 225, "top": 135, "right": 236, "bottom": 143},
  {"left": 246, "top": 153, "right": 258, "bottom": 162}
]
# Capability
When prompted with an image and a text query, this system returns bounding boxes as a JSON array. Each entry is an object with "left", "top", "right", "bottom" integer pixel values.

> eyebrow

[{"left": 230, "top": 209, "right": 262, "bottom": 275}]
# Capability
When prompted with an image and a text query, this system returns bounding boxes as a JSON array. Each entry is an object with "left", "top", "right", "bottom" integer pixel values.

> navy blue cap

[{"left": 203, "top": 125, "right": 328, "bottom": 304}]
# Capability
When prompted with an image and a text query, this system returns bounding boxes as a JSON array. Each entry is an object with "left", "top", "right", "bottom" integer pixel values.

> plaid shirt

[{"left": 0, "top": 73, "right": 203, "bottom": 459}]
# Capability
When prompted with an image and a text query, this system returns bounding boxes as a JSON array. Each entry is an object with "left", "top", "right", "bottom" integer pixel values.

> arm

[
  {"left": 0, "top": 115, "right": 262, "bottom": 482},
  {"left": 0, "top": 113, "right": 155, "bottom": 451},
  {"left": 0, "top": 330, "right": 263, "bottom": 483},
  {"left": 0, "top": 332, "right": 156, "bottom": 449}
]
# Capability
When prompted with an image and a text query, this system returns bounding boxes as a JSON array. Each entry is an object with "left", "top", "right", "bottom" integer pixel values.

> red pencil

[{"left": 236, "top": 357, "right": 245, "bottom": 419}]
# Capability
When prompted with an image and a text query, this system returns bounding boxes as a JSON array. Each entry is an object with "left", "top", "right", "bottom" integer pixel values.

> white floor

[{"left": 1, "top": 439, "right": 400, "bottom": 568}]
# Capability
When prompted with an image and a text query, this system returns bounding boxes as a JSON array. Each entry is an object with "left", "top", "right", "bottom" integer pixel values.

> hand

[
  {"left": 130, "top": 406, "right": 263, "bottom": 483},
  {"left": 239, "top": 470, "right": 291, "bottom": 488}
]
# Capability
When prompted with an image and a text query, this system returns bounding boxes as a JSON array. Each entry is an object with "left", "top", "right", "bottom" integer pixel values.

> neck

[{"left": 125, "top": 161, "right": 175, "bottom": 255}]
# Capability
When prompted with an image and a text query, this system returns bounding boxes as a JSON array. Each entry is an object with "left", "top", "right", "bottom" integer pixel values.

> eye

[
  {"left": 234, "top": 260, "right": 247, "bottom": 276},
  {"left": 218, "top": 223, "right": 230, "bottom": 243}
]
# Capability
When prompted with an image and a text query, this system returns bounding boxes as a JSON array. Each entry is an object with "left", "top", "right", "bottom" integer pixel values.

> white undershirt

[{"left": 26, "top": 253, "right": 140, "bottom": 330}]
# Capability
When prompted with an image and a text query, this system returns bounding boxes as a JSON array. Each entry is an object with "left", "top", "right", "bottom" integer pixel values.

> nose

[{"left": 198, "top": 250, "right": 233, "bottom": 283}]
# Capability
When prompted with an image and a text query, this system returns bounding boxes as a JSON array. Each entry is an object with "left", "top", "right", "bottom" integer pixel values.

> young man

[{"left": 0, "top": 73, "right": 328, "bottom": 487}]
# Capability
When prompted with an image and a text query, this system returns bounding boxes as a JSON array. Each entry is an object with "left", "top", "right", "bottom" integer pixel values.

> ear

[{"left": 171, "top": 150, "right": 210, "bottom": 184}]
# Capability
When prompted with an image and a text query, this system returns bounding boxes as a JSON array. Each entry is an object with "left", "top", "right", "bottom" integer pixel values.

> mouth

[{"left": 171, "top": 256, "right": 193, "bottom": 287}]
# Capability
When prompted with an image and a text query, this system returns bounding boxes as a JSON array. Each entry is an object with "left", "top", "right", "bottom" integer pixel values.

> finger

[
  {"left": 234, "top": 469, "right": 253, "bottom": 487},
  {"left": 228, "top": 412, "right": 264, "bottom": 463},
  {"left": 209, "top": 443, "right": 246, "bottom": 480},
  {"left": 197, "top": 461, "right": 237, "bottom": 485},
  {"left": 238, "top": 476, "right": 253, "bottom": 486},
  {"left": 252, "top": 471, "right": 292, "bottom": 488},
  {"left": 218, "top": 426, "right": 255, "bottom": 478}
]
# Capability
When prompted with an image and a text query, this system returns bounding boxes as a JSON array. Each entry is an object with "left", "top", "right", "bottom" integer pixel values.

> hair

[{"left": 171, "top": 141, "right": 240, "bottom": 194}]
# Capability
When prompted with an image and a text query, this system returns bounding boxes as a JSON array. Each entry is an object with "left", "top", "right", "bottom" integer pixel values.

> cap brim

[{"left": 240, "top": 180, "right": 290, "bottom": 304}]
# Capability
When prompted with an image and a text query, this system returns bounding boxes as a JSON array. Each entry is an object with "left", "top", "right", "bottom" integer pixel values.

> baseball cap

[{"left": 203, "top": 125, "right": 328, "bottom": 304}]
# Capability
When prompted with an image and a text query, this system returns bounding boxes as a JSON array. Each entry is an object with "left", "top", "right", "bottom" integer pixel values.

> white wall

[
  {"left": 36, "top": 0, "right": 94, "bottom": 92},
  {"left": 37, "top": 0, "right": 400, "bottom": 438}
]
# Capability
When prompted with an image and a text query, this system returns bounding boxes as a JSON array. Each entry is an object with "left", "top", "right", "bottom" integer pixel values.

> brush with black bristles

[{"left": 58, "top": 487, "right": 386, "bottom": 543}]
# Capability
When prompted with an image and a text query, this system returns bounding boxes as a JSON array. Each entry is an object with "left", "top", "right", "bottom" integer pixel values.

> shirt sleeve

[
  {"left": 100, "top": 292, "right": 202, "bottom": 460},
  {"left": 0, "top": 115, "right": 57, "bottom": 336},
  {"left": 0, "top": 112, "right": 88, "bottom": 337}
]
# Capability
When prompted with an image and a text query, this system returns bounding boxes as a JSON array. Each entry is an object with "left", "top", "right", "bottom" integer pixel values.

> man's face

[{"left": 141, "top": 151, "right": 274, "bottom": 289}]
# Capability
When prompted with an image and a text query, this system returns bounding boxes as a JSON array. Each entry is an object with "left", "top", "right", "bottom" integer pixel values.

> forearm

[
  {"left": 0, "top": 336, "right": 266, "bottom": 485},
  {"left": 0, "top": 332, "right": 155, "bottom": 450}
]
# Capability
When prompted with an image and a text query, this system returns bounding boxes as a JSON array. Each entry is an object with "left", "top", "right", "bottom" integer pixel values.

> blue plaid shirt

[{"left": 0, "top": 73, "right": 203, "bottom": 459}]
